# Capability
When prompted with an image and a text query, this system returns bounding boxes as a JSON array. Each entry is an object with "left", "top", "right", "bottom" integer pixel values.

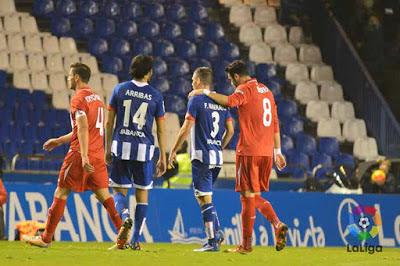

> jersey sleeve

[
  {"left": 107, "top": 85, "right": 119, "bottom": 111},
  {"left": 226, "top": 108, "right": 233, "bottom": 122},
  {"left": 156, "top": 95, "right": 165, "bottom": 119},
  {"left": 227, "top": 85, "right": 249, "bottom": 107},
  {"left": 185, "top": 97, "right": 197, "bottom": 121},
  {"left": 70, "top": 94, "right": 89, "bottom": 116},
  {"left": 273, "top": 99, "right": 280, "bottom": 133}
]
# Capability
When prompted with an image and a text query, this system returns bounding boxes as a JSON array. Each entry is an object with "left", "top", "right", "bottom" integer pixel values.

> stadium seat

[
  {"left": 59, "top": 37, "right": 77, "bottom": 54},
  {"left": 152, "top": 57, "right": 168, "bottom": 76},
  {"left": 296, "top": 133, "right": 317, "bottom": 155},
  {"left": 317, "top": 118, "right": 342, "bottom": 140},
  {"left": 52, "top": 90, "right": 70, "bottom": 110},
  {"left": 110, "top": 38, "right": 130, "bottom": 56},
  {"left": 167, "top": 58, "right": 190, "bottom": 77},
  {"left": 166, "top": 3, "right": 186, "bottom": 21},
  {"left": 88, "top": 74, "right": 102, "bottom": 94},
  {"left": 353, "top": 137, "right": 379, "bottom": 161},
  {"left": 80, "top": 54, "right": 99, "bottom": 74},
  {"left": 28, "top": 53, "right": 46, "bottom": 72},
  {"left": 182, "top": 22, "right": 204, "bottom": 41},
  {"left": 88, "top": 38, "right": 108, "bottom": 57},
  {"left": 220, "top": 40, "right": 240, "bottom": 61},
  {"left": 0, "top": 33, "right": 6, "bottom": 51},
  {"left": 320, "top": 81, "right": 344, "bottom": 104},
  {"left": 244, "top": 0, "right": 268, "bottom": 7},
  {"left": 122, "top": 1, "right": 142, "bottom": 20},
  {"left": 164, "top": 94, "right": 187, "bottom": 116},
  {"left": 21, "top": 16, "right": 39, "bottom": 34},
  {"left": 229, "top": 4, "right": 252, "bottom": 27},
  {"left": 335, "top": 153, "right": 355, "bottom": 169},
  {"left": 63, "top": 54, "right": 80, "bottom": 72},
  {"left": 46, "top": 53, "right": 64, "bottom": 73},
  {"left": 25, "top": 34, "right": 43, "bottom": 54},
  {"left": 7, "top": 34, "right": 24, "bottom": 53},
  {"left": 143, "top": 2, "right": 164, "bottom": 20},
  {"left": 249, "top": 42, "right": 273, "bottom": 64},
  {"left": 161, "top": 22, "right": 182, "bottom": 40},
  {"left": 198, "top": 41, "right": 219, "bottom": 60},
  {"left": 153, "top": 39, "right": 175, "bottom": 58},
  {"left": 132, "top": 38, "right": 153, "bottom": 55},
  {"left": 311, "top": 153, "right": 332, "bottom": 168},
  {"left": 331, "top": 101, "right": 355, "bottom": 123},
  {"left": 175, "top": 39, "right": 197, "bottom": 59},
  {"left": 205, "top": 22, "right": 224, "bottom": 42},
  {"left": 138, "top": 20, "right": 160, "bottom": 38},
  {"left": 281, "top": 134, "right": 295, "bottom": 155},
  {"left": 189, "top": 4, "right": 208, "bottom": 22},
  {"left": 116, "top": 20, "right": 137, "bottom": 40},
  {"left": 278, "top": 99, "right": 298, "bottom": 120},
  {"left": 310, "top": 65, "right": 334, "bottom": 84},
  {"left": 223, "top": 149, "right": 236, "bottom": 163},
  {"left": 299, "top": 44, "right": 323, "bottom": 66},
  {"left": 288, "top": 152, "right": 310, "bottom": 174},
  {"left": 286, "top": 63, "right": 309, "bottom": 85},
  {"left": 342, "top": 119, "right": 367, "bottom": 142},
  {"left": 274, "top": 43, "right": 297, "bottom": 66},
  {"left": 3, "top": 15, "right": 21, "bottom": 33},
  {"left": 31, "top": 71, "right": 49, "bottom": 92},
  {"left": 103, "top": 1, "right": 120, "bottom": 18},
  {"left": 78, "top": 0, "right": 99, "bottom": 17},
  {"left": 151, "top": 77, "right": 170, "bottom": 94},
  {"left": 33, "top": 0, "right": 54, "bottom": 18},
  {"left": 72, "top": 17, "right": 94, "bottom": 38},
  {"left": 101, "top": 73, "right": 119, "bottom": 95},
  {"left": 283, "top": 117, "right": 304, "bottom": 136},
  {"left": 10, "top": 52, "right": 28, "bottom": 71},
  {"left": 101, "top": 55, "right": 123, "bottom": 75},
  {"left": 13, "top": 70, "right": 31, "bottom": 89},
  {"left": 256, "top": 63, "right": 277, "bottom": 79},
  {"left": 239, "top": 23, "right": 263, "bottom": 47},
  {"left": 264, "top": 24, "right": 287, "bottom": 47},
  {"left": 49, "top": 72, "right": 67, "bottom": 92},
  {"left": 0, "top": 50, "right": 9, "bottom": 70},
  {"left": 43, "top": 35, "right": 60, "bottom": 54},
  {"left": 288, "top": 26, "right": 304, "bottom": 47},
  {"left": 51, "top": 17, "right": 71, "bottom": 36},
  {"left": 56, "top": 0, "right": 76, "bottom": 16},
  {"left": 222, "top": 0, "right": 243, "bottom": 7},
  {"left": 171, "top": 77, "right": 191, "bottom": 97},
  {"left": 318, "top": 137, "right": 339, "bottom": 156},
  {"left": 189, "top": 58, "right": 211, "bottom": 72},
  {"left": 306, "top": 100, "right": 330, "bottom": 122},
  {"left": 254, "top": 6, "right": 277, "bottom": 28},
  {"left": 94, "top": 18, "right": 115, "bottom": 38}
]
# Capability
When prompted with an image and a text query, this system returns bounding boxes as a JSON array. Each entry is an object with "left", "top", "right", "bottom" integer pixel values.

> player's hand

[
  {"left": 43, "top": 138, "right": 61, "bottom": 151},
  {"left": 188, "top": 89, "right": 204, "bottom": 98},
  {"left": 156, "top": 158, "right": 167, "bottom": 177},
  {"left": 275, "top": 153, "right": 287, "bottom": 171},
  {"left": 168, "top": 150, "right": 177, "bottom": 168},
  {"left": 82, "top": 156, "right": 95, "bottom": 174},
  {"left": 105, "top": 151, "right": 112, "bottom": 166}
]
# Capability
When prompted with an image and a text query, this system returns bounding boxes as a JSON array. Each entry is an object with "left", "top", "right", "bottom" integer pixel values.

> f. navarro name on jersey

[
  {"left": 119, "top": 128, "right": 145, "bottom": 138},
  {"left": 207, "top": 139, "right": 222, "bottom": 146},
  {"left": 125, "top": 89, "right": 152, "bottom": 100},
  {"left": 204, "top": 102, "right": 227, "bottom": 111},
  {"left": 84, "top": 94, "right": 102, "bottom": 103}
]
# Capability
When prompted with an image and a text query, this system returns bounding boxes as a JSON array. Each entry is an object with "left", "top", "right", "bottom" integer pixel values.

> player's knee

[
  {"left": 54, "top": 187, "right": 70, "bottom": 200},
  {"left": 196, "top": 195, "right": 212, "bottom": 206},
  {"left": 113, "top": 187, "right": 128, "bottom": 196},
  {"left": 135, "top": 188, "right": 148, "bottom": 203}
]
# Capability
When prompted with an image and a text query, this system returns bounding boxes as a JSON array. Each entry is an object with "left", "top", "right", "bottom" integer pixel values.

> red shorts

[
  {"left": 58, "top": 151, "right": 108, "bottom": 192},
  {"left": 235, "top": 155, "right": 273, "bottom": 193}
]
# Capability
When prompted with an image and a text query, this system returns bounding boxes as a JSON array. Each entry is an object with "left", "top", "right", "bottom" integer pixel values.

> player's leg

[
  {"left": 24, "top": 186, "right": 71, "bottom": 247},
  {"left": 211, "top": 166, "right": 223, "bottom": 244},
  {"left": 113, "top": 187, "right": 130, "bottom": 222},
  {"left": 93, "top": 188, "right": 123, "bottom": 231}
]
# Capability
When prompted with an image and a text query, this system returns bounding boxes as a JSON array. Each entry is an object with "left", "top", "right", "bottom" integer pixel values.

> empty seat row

[
  {"left": 296, "top": 81, "right": 344, "bottom": 105},
  {"left": 306, "top": 100, "right": 354, "bottom": 123},
  {"left": 316, "top": 118, "right": 368, "bottom": 144},
  {"left": 286, "top": 63, "right": 334, "bottom": 84},
  {"left": 1, "top": 13, "right": 39, "bottom": 34}
]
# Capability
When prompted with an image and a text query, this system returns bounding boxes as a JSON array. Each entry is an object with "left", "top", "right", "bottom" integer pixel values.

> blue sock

[
  {"left": 212, "top": 206, "right": 221, "bottom": 237},
  {"left": 114, "top": 192, "right": 130, "bottom": 221},
  {"left": 201, "top": 203, "right": 215, "bottom": 243},
  {"left": 133, "top": 203, "right": 148, "bottom": 243}
]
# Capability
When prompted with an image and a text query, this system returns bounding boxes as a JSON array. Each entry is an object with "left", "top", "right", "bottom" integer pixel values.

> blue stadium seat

[
  {"left": 174, "top": 39, "right": 197, "bottom": 59},
  {"left": 151, "top": 77, "right": 170, "bottom": 94},
  {"left": 72, "top": 17, "right": 94, "bottom": 39},
  {"left": 153, "top": 57, "right": 168, "bottom": 76},
  {"left": 282, "top": 117, "right": 303, "bottom": 136},
  {"left": 311, "top": 153, "right": 333, "bottom": 168},
  {"left": 131, "top": 38, "right": 152, "bottom": 55},
  {"left": 143, "top": 2, "right": 165, "bottom": 20},
  {"left": 266, "top": 79, "right": 282, "bottom": 100},
  {"left": 198, "top": 41, "right": 219, "bottom": 60},
  {"left": 166, "top": 3, "right": 186, "bottom": 21},
  {"left": 296, "top": 133, "right": 317, "bottom": 155},
  {"left": 189, "top": 58, "right": 211, "bottom": 72},
  {"left": 17, "top": 140, "right": 33, "bottom": 155},
  {"left": 164, "top": 94, "right": 187, "bottom": 116},
  {"left": 15, "top": 158, "right": 28, "bottom": 170},
  {"left": 94, "top": 18, "right": 115, "bottom": 38},
  {"left": 28, "top": 159, "right": 42, "bottom": 170},
  {"left": 278, "top": 99, "right": 298, "bottom": 120},
  {"left": 288, "top": 152, "right": 310, "bottom": 177},
  {"left": 281, "top": 134, "right": 295, "bottom": 155},
  {"left": 318, "top": 137, "right": 339, "bottom": 157},
  {"left": 3, "top": 139, "right": 16, "bottom": 159},
  {"left": 189, "top": 4, "right": 208, "bottom": 22},
  {"left": 171, "top": 77, "right": 191, "bottom": 97},
  {"left": 110, "top": 38, "right": 130, "bottom": 56},
  {"left": 211, "top": 59, "right": 230, "bottom": 79},
  {"left": 215, "top": 80, "right": 234, "bottom": 95},
  {"left": 256, "top": 63, "right": 277, "bottom": 80},
  {"left": 56, "top": 110, "right": 69, "bottom": 125},
  {"left": 182, "top": 22, "right": 204, "bottom": 41},
  {"left": 122, "top": 2, "right": 142, "bottom": 20},
  {"left": 167, "top": 58, "right": 190, "bottom": 77},
  {"left": 32, "top": 91, "right": 47, "bottom": 109},
  {"left": 78, "top": 0, "right": 99, "bottom": 17},
  {"left": 221, "top": 41, "right": 240, "bottom": 61},
  {"left": 153, "top": 39, "right": 175, "bottom": 57},
  {"left": 101, "top": 55, "right": 123, "bottom": 75},
  {"left": 55, "top": 0, "right": 76, "bottom": 17},
  {"left": 247, "top": 61, "right": 256, "bottom": 76},
  {"left": 33, "top": 0, "right": 55, "bottom": 17},
  {"left": 88, "top": 38, "right": 108, "bottom": 56},
  {"left": 161, "top": 22, "right": 182, "bottom": 40},
  {"left": 205, "top": 22, "right": 225, "bottom": 42},
  {"left": 335, "top": 153, "right": 356, "bottom": 169},
  {"left": 116, "top": 20, "right": 137, "bottom": 40},
  {"left": 138, "top": 20, "right": 160, "bottom": 38},
  {"left": 103, "top": 1, "right": 120, "bottom": 18},
  {"left": 51, "top": 17, "right": 71, "bottom": 36}
]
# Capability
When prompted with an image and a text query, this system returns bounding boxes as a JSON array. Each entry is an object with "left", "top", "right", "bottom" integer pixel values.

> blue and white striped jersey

[
  {"left": 186, "top": 95, "right": 232, "bottom": 166},
  {"left": 108, "top": 80, "right": 165, "bottom": 162}
]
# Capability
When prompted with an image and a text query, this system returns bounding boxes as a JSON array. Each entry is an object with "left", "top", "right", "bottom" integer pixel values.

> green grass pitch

[{"left": 0, "top": 242, "right": 399, "bottom": 266}]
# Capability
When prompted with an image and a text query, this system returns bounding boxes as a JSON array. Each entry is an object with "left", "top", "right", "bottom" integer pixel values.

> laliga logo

[{"left": 337, "top": 198, "right": 383, "bottom": 254}]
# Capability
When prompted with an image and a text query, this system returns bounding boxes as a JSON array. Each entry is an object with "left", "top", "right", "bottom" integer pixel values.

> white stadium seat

[
  {"left": 80, "top": 54, "right": 99, "bottom": 74},
  {"left": 239, "top": 23, "right": 263, "bottom": 47},
  {"left": 285, "top": 63, "right": 309, "bottom": 84},
  {"left": 43, "top": 35, "right": 60, "bottom": 54},
  {"left": 88, "top": 74, "right": 103, "bottom": 93},
  {"left": 299, "top": 44, "right": 322, "bottom": 66},
  {"left": 254, "top": 6, "right": 277, "bottom": 28},
  {"left": 223, "top": 149, "right": 236, "bottom": 163},
  {"left": 20, "top": 16, "right": 39, "bottom": 34},
  {"left": 46, "top": 53, "right": 64, "bottom": 73},
  {"left": 295, "top": 81, "right": 318, "bottom": 105},
  {"left": 59, "top": 37, "right": 78, "bottom": 54},
  {"left": 3, "top": 15, "right": 20, "bottom": 33},
  {"left": 28, "top": 53, "right": 46, "bottom": 72},
  {"left": 63, "top": 54, "right": 80, "bottom": 72},
  {"left": 353, "top": 137, "right": 379, "bottom": 160},
  {"left": 288, "top": 26, "right": 304, "bottom": 46},
  {"left": 306, "top": 100, "right": 330, "bottom": 122},
  {"left": 343, "top": 119, "right": 367, "bottom": 142},
  {"left": 221, "top": 0, "right": 243, "bottom": 7},
  {"left": 102, "top": 73, "right": 119, "bottom": 95},
  {"left": 31, "top": 71, "right": 50, "bottom": 92},
  {"left": 0, "top": 50, "right": 9, "bottom": 70},
  {"left": 310, "top": 65, "right": 334, "bottom": 84},
  {"left": 249, "top": 42, "right": 273, "bottom": 64},
  {"left": 331, "top": 101, "right": 355, "bottom": 123},
  {"left": 274, "top": 43, "right": 297, "bottom": 66},
  {"left": 7, "top": 34, "right": 24, "bottom": 52},
  {"left": 10, "top": 52, "right": 28, "bottom": 71},
  {"left": 13, "top": 70, "right": 31, "bottom": 89},
  {"left": 0, "top": 33, "right": 7, "bottom": 51},
  {"left": 317, "top": 118, "right": 342, "bottom": 140},
  {"left": 25, "top": 34, "right": 43, "bottom": 53},
  {"left": 264, "top": 24, "right": 287, "bottom": 47},
  {"left": 49, "top": 72, "right": 67, "bottom": 93},
  {"left": 0, "top": 0, "right": 16, "bottom": 15},
  {"left": 244, "top": 0, "right": 267, "bottom": 7},
  {"left": 229, "top": 4, "right": 252, "bottom": 27},
  {"left": 52, "top": 90, "right": 70, "bottom": 110},
  {"left": 320, "top": 81, "right": 344, "bottom": 104}
]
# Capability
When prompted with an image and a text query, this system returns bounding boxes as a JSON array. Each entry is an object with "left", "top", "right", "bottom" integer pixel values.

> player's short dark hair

[
  {"left": 129, "top": 55, "right": 153, "bottom": 80},
  {"left": 225, "top": 60, "right": 249, "bottom": 77},
  {"left": 70, "top": 62, "right": 91, "bottom": 83},
  {"left": 194, "top": 67, "right": 213, "bottom": 86}
]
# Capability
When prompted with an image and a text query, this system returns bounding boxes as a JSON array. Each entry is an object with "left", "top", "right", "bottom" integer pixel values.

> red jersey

[
  {"left": 69, "top": 87, "right": 105, "bottom": 159},
  {"left": 227, "top": 78, "right": 279, "bottom": 157}
]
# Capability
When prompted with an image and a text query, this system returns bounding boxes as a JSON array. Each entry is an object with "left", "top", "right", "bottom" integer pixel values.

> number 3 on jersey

[
  {"left": 123, "top": 100, "right": 148, "bottom": 130},
  {"left": 210, "top": 111, "right": 220, "bottom": 138},
  {"left": 262, "top": 98, "right": 272, "bottom": 127}
]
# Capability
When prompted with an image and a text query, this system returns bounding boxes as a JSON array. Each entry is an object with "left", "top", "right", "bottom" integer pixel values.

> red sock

[
  {"left": 255, "top": 195, "right": 280, "bottom": 229},
  {"left": 240, "top": 195, "right": 255, "bottom": 249},
  {"left": 42, "top": 197, "right": 66, "bottom": 243},
  {"left": 103, "top": 197, "right": 122, "bottom": 231}
]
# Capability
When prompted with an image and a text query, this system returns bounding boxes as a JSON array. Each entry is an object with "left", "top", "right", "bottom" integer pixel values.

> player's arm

[
  {"left": 189, "top": 89, "right": 247, "bottom": 108},
  {"left": 273, "top": 103, "right": 286, "bottom": 170},
  {"left": 222, "top": 119, "right": 234, "bottom": 149},
  {"left": 105, "top": 108, "right": 116, "bottom": 165},
  {"left": 156, "top": 117, "right": 167, "bottom": 177},
  {"left": 169, "top": 119, "right": 194, "bottom": 166},
  {"left": 43, "top": 132, "right": 73, "bottom": 151},
  {"left": 76, "top": 112, "right": 94, "bottom": 173}
]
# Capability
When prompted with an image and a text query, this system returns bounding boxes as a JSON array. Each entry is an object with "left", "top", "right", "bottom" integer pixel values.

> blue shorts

[
  {"left": 191, "top": 160, "right": 221, "bottom": 197},
  {"left": 109, "top": 159, "right": 154, "bottom": 190}
]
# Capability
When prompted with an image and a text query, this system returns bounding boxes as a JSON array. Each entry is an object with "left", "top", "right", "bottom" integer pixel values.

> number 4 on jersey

[{"left": 123, "top": 100, "right": 148, "bottom": 130}]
